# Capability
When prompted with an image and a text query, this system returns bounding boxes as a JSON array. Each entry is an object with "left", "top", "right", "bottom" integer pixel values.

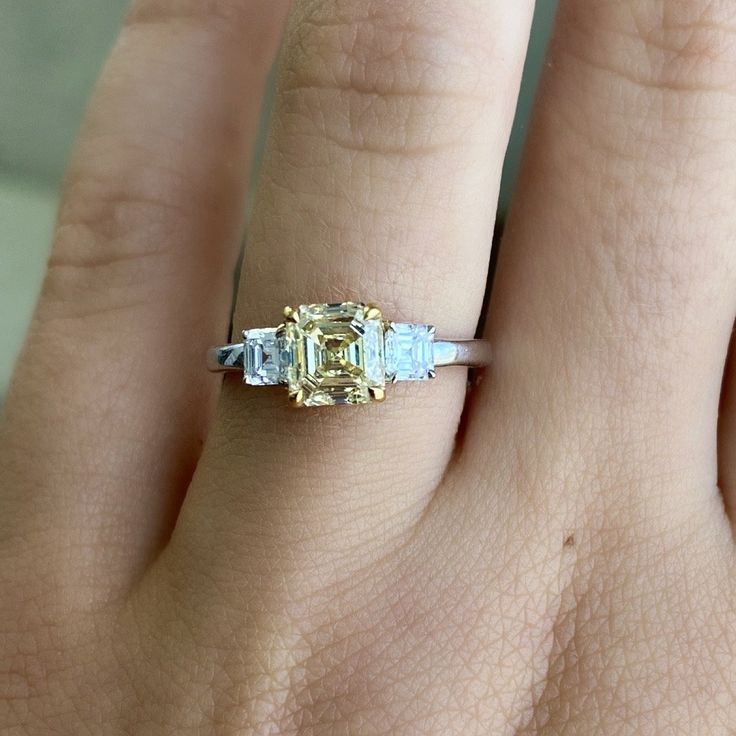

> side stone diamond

[
  {"left": 362, "top": 318, "right": 385, "bottom": 385},
  {"left": 384, "top": 323, "right": 435, "bottom": 381},
  {"left": 243, "top": 328, "right": 281, "bottom": 386}
]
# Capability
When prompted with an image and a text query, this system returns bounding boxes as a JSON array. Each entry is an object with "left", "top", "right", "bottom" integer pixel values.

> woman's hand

[{"left": 2, "top": 0, "right": 736, "bottom": 733}]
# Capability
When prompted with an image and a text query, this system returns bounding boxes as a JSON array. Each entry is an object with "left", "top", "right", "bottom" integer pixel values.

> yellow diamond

[{"left": 279, "top": 303, "right": 385, "bottom": 407}]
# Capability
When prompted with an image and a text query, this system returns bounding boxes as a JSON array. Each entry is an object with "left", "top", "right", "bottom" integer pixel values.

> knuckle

[
  {"left": 562, "top": 0, "right": 736, "bottom": 94},
  {"left": 124, "top": 0, "right": 289, "bottom": 70},
  {"left": 635, "top": 0, "right": 736, "bottom": 92},
  {"left": 127, "top": 0, "right": 266, "bottom": 34},
  {"left": 548, "top": 1, "right": 736, "bottom": 349},
  {"left": 52, "top": 178, "right": 176, "bottom": 276},
  {"left": 276, "top": 0, "right": 499, "bottom": 156},
  {"left": 41, "top": 167, "right": 189, "bottom": 321}
]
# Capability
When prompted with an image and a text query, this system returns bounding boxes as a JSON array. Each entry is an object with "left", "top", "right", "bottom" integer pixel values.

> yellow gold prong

[
  {"left": 369, "top": 387, "right": 386, "bottom": 402},
  {"left": 289, "top": 389, "right": 305, "bottom": 408},
  {"left": 283, "top": 306, "right": 299, "bottom": 323},
  {"left": 364, "top": 304, "right": 382, "bottom": 321}
]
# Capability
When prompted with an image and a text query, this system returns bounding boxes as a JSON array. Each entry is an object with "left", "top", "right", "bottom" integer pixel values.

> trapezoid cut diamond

[{"left": 279, "top": 302, "right": 385, "bottom": 406}]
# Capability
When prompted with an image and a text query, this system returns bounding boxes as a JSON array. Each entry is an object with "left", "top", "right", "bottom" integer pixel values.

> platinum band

[
  {"left": 207, "top": 338, "right": 490, "bottom": 375},
  {"left": 207, "top": 343, "right": 246, "bottom": 373},
  {"left": 432, "top": 339, "right": 492, "bottom": 368}
]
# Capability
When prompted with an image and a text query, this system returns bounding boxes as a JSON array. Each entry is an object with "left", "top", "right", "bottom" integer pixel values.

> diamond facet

[
  {"left": 278, "top": 302, "right": 386, "bottom": 406},
  {"left": 384, "top": 322, "right": 435, "bottom": 381},
  {"left": 243, "top": 328, "right": 281, "bottom": 386}
]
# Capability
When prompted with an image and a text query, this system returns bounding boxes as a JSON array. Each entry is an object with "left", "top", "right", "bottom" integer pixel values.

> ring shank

[
  {"left": 207, "top": 343, "right": 245, "bottom": 373},
  {"left": 207, "top": 339, "right": 490, "bottom": 374},
  {"left": 432, "top": 339, "right": 492, "bottom": 368}
]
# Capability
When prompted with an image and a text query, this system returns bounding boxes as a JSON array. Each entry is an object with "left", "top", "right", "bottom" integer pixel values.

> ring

[{"left": 207, "top": 302, "right": 491, "bottom": 407}]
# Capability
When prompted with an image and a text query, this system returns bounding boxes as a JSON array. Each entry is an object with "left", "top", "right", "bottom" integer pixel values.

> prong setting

[
  {"left": 289, "top": 389, "right": 305, "bottom": 407},
  {"left": 369, "top": 387, "right": 386, "bottom": 402}
]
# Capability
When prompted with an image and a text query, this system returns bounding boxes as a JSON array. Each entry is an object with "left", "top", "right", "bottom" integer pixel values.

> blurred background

[{"left": 0, "top": 1, "right": 557, "bottom": 402}]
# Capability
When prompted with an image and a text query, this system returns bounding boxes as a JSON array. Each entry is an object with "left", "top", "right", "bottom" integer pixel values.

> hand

[{"left": 2, "top": 1, "right": 736, "bottom": 733}]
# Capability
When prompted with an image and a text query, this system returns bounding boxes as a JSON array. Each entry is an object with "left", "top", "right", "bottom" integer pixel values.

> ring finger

[{"left": 174, "top": 0, "right": 535, "bottom": 580}]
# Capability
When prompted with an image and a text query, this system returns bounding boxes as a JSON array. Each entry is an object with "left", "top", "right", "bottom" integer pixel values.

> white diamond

[
  {"left": 278, "top": 332, "right": 295, "bottom": 384},
  {"left": 385, "top": 323, "right": 435, "bottom": 381},
  {"left": 363, "top": 319, "right": 385, "bottom": 385},
  {"left": 243, "top": 328, "right": 281, "bottom": 386}
]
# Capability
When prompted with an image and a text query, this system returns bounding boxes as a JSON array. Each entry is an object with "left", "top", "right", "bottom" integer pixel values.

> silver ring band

[{"left": 207, "top": 343, "right": 246, "bottom": 372}]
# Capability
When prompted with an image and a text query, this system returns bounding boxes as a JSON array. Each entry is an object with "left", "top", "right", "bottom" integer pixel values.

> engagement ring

[{"left": 208, "top": 302, "right": 491, "bottom": 407}]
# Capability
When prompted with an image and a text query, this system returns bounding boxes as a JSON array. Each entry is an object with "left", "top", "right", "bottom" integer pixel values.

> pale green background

[{"left": 0, "top": 2, "right": 557, "bottom": 400}]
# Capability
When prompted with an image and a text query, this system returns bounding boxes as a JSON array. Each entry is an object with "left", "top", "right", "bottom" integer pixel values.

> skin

[{"left": 2, "top": 0, "right": 736, "bottom": 732}]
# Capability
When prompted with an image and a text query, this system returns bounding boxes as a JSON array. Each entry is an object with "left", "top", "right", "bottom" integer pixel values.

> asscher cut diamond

[
  {"left": 384, "top": 322, "right": 435, "bottom": 381},
  {"left": 243, "top": 328, "right": 281, "bottom": 386},
  {"left": 279, "top": 303, "right": 385, "bottom": 406}
]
